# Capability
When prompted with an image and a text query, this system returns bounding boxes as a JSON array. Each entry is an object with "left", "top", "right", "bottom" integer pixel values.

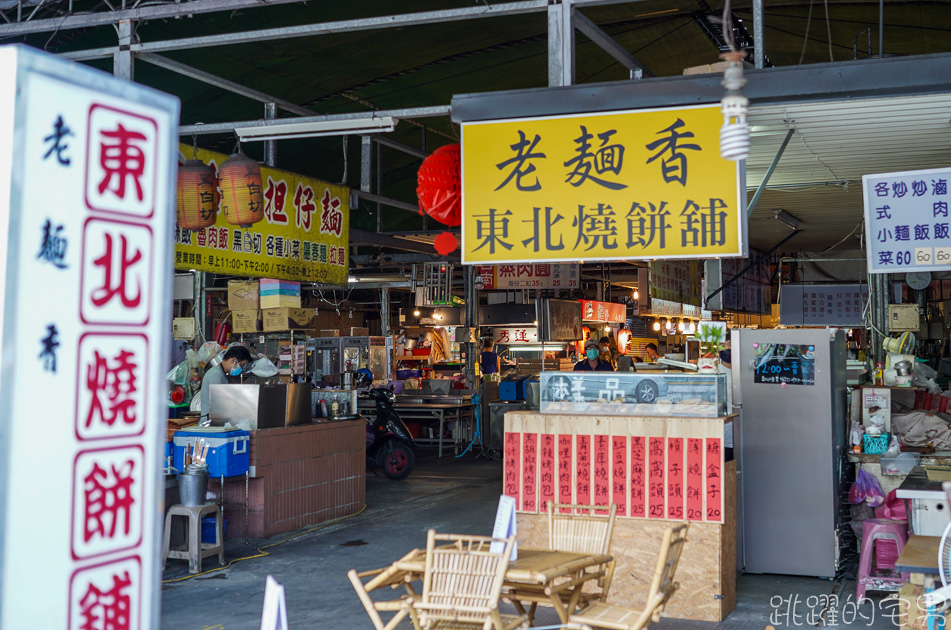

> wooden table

[
  {"left": 895, "top": 535, "right": 942, "bottom": 577},
  {"left": 394, "top": 547, "right": 612, "bottom": 624}
]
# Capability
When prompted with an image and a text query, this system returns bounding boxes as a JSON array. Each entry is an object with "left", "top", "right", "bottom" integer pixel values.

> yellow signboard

[
  {"left": 461, "top": 105, "right": 746, "bottom": 264},
  {"left": 174, "top": 144, "right": 349, "bottom": 285}
]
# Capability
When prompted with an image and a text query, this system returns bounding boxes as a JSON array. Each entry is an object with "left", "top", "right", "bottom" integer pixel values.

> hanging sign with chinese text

[
  {"left": 493, "top": 327, "right": 539, "bottom": 344},
  {"left": 864, "top": 167, "right": 951, "bottom": 273},
  {"left": 478, "top": 263, "right": 579, "bottom": 290},
  {"left": 649, "top": 260, "right": 701, "bottom": 306},
  {"left": 174, "top": 144, "right": 349, "bottom": 286},
  {"left": 461, "top": 105, "right": 747, "bottom": 265},
  {"left": 0, "top": 46, "right": 178, "bottom": 629},
  {"left": 579, "top": 300, "right": 626, "bottom": 323}
]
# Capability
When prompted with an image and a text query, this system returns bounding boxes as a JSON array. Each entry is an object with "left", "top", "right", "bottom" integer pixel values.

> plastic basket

[
  {"left": 863, "top": 433, "right": 889, "bottom": 455},
  {"left": 201, "top": 516, "right": 228, "bottom": 544},
  {"left": 879, "top": 452, "right": 920, "bottom": 476}
]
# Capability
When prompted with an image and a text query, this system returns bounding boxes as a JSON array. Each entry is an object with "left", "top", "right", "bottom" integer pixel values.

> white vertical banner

[{"left": 0, "top": 45, "right": 179, "bottom": 629}]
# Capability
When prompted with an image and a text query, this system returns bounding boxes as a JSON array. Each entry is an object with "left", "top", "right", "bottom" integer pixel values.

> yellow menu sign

[
  {"left": 461, "top": 105, "right": 746, "bottom": 264},
  {"left": 174, "top": 144, "right": 349, "bottom": 285}
]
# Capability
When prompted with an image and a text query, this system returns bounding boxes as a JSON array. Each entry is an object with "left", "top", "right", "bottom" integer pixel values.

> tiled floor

[{"left": 160, "top": 453, "right": 904, "bottom": 629}]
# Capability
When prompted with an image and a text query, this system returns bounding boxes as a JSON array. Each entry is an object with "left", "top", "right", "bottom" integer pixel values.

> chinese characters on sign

[
  {"left": 648, "top": 260, "right": 701, "bottom": 306},
  {"left": 0, "top": 48, "right": 175, "bottom": 629},
  {"left": 174, "top": 145, "right": 349, "bottom": 286},
  {"left": 477, "top": 263, "right": 579, "bottom": 290},
  {"left": 462, "top": 106, "right": 746, "bottom": 264},
  {"left": 864, "top": 167, "right": 951, "bottom": 273},
  {"left": 492, "top": 327, "right": 539, "bottom": 344},
  {"left": 779, "top": 284, "right": 868, "bottom": 327},
  {"left": 505, "top": 420, "right": 725, "bottom": 523}
]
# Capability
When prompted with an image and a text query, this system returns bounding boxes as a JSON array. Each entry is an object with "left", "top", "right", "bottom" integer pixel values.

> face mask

[
  {"left": 601, "top": 346, "right": 609, "bottom": 352},
  {"left": 586, "top": 348, "right": 600, "bottom": 360},
  {"left": 230, "top": 364, "right": 243, "bottom": 376}
]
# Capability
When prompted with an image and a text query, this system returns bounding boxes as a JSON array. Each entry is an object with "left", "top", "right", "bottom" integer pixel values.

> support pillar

[
  {"left": 114, "top": 20, "right": 134, "bottom": 80},
  {"left": 464, "top": 265, "right": 478, "bottom": 391},
  {"left": 547, "top": 1, "right": 574, "bottom": 87},
  {"left": 264, "top": 102, "right": 277, "bottom": 167}
]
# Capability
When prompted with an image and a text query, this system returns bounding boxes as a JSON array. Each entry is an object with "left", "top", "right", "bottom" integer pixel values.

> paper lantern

[
  {"left": 219, "top": 151, "right": 264, "bottom": 227},
  {"left": 433, "top": 231, "right": 458, "bottom": 256},
  {"left": 176, "top": 159, "right": 218, "bottom": 230},
  {"left": 417, "top": 143, "right": 461, "bottom": 227}
]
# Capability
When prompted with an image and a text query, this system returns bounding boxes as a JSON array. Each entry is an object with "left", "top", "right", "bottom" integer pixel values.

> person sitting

[
  {"left": 574, "top": 339, "right": 615, "bottom": 371},
  {"left": 644, "top": 342, "right": 660, "bottom": 362},
  {"left": 599, "top": 336, "right": 617, "bottom": 369},
  {"left": 480, "top": 338, "right": 501, "bottom": 375}
]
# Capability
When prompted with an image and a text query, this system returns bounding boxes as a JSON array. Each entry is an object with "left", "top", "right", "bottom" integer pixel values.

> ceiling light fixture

[
  {"left": 632, "top": 289, "right": 639, "bottom": 300},
  {"left": 772, "top": 208, "right": 803, "bottom": 230},
  {"left": 653, "top": 321, "right": 661, "bottom": 331},
  {"left": 235, "top": 116, "right": 396, "bottom": 142}
]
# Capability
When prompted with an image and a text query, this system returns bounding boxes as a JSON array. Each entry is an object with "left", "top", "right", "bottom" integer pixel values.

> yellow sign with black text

[
  {"left": 461, "top": 105, "right": 746, "bottom": 264},
  {"left": 174, "top": 144, "right": 349, "bottom": 285}
]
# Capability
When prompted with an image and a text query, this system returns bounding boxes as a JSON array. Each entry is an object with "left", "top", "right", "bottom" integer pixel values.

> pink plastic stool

[{"left": 857, "top": 518, "right": 908, "bottom": 600}]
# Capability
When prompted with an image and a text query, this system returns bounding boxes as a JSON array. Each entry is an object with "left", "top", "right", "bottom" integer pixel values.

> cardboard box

[
  {"left": 350, "top": 327, "right": 369, "bottom": 337},
  {"left": 228, "top": 280, "right": 260, "bottom": 311},
  {"left": 263, "top": 307, "right": 315, "bottom": 332},
  {"left": 232, "top": 310, "right": 262, "bottom": 333},
  {"left": 319, "top": 329, "right": 340, "bottom": 337},
  {"left": 172, "top": 318, "right": 196, "bottom": 340},
  {"left": 261, "top": 294, "right": 302, "bottom": 309}
]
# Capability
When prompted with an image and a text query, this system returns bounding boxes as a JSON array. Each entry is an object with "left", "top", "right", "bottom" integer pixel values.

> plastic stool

[
  {"left": 162, "top": 503, "right": 224, "bottom": 574},
  {"left": 857, "top": 518, "right": 907, "bottom": 600}
]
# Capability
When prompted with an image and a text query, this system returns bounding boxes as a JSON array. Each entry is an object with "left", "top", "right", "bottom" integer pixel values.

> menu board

[
  {"left": 780, "top": 283, "right": 868, "bottom": 327},
  {"left": 752, "top": 343, "right": 816, "bottom": 386},
  {"left": 503, "top": 415, "right": 726, "bottom": 523}
]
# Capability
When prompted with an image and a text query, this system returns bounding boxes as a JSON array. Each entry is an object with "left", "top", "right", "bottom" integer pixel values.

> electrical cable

[
  {"left": 821, "top": 219, "right": 864, "bottom": 253},
  {"left": 161, "top": 504, "right": 367, "bottom": 583},
  {"left": 798, "top": 0, "right": 815, "bottom": 64}
]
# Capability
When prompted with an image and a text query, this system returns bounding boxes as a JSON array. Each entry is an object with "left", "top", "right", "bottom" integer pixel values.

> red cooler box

[{"left": 172, "top": 429, "right": 250, "bottom": 477}]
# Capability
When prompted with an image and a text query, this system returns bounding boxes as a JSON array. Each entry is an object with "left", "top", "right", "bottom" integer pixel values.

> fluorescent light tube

[{"left": 236, "top": 117, "right": 396, "bottom": 142}]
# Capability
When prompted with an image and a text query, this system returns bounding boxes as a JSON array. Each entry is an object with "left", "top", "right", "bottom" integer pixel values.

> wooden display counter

[
  {"left": 220, "top": 419, "right": 365, "bottom": 539},
  {"left": 504, "top": 411, "right": 736, "bottom": 622}
]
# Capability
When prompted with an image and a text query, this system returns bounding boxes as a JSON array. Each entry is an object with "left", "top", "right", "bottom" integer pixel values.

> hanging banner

[
  {"left": 461, "top": 104, "right": 746, "bottom": 264},
  {"left": 648, "top": 260, "right": 701, "bottom": 306},
  {"left": 864, "top": 167, "right": 950, "bottom": 273},
  {"left": 579, "top": 300, "right": 626, "bottom": 323},
  {"left": 477, "top": 263, "right": 580, "bottom": 290},
  {"left": 174, "top": 144, "right": 349, "bottom": 285},
  {"left": 0, "top": 47, "right": 178, "bottom": 629}
]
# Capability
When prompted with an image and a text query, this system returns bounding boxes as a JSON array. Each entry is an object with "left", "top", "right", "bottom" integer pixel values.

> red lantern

[
  {"left": 176, "top": 159, "right": 218, "bottom": 230},
  {"left": 417, "top": 143, "right": 461, "bottom": 227},
  {"left": 433, "top": 231, "right": 458, "bottom": 256},
  {"left": 219, "top": 151, "right": 264, "bottom": 227}
]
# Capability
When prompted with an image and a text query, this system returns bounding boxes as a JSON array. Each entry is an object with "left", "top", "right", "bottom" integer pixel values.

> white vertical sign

[{"left": 0, "top": 45, "right": 178, "bottom": 629}]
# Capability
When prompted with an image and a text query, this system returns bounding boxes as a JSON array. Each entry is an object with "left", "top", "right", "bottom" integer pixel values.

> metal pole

[
  {"left": 748, "top": 129, "right": 794, "bottom": 217},
  {"left": 263, "top": 102, "right": 277, "bottom": 167},
  {"left": 194, "top": 271, "right": 206, "bottom": 343},
  {"left": 380, "top": 288, "right": 390, "bottom": 336},
  {"left": 753, "top": 0, "right": 764, "bottom": 69},
  {"left": 376, "top": 139, "right": 383, "bottom": 233},
  {"left": 114, "top": 19, "right": 134, "bottom": 80},
  {"left": 465, "top": 265, "right": 478, "bottom": 391},
  {"left": 879, "top": 0, "right": 884, "bottom": 58}
]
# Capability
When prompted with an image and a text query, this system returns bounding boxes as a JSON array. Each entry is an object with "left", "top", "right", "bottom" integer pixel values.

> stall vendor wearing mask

[
  {"left": 200, "top": 345, "right": 253, "bottom": 425},
  {"left": 574, "top": 338, "right": 615, "bottom": 371}
]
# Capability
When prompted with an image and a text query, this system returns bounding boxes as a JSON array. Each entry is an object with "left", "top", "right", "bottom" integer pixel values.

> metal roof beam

[
  {"left": 178, "top": 105, "right": 451, "bottom": 136},
  {"left": 60, "top": 0, "right": 551, "bottom": 61},
  {"left": 351, "top": 229, "right": 457, "bottom": 257},
  {"left": 0, "top": 0, "right": 310, "bottom": 37},
  {"left": 573, "top": 9, "right": 653, "bottom": 78},
  {"left": 452, "top": 53, "right": 951, "bottom": 122},
  {"left": 138, "top": 53, "right": 316, "bottom": 118}
]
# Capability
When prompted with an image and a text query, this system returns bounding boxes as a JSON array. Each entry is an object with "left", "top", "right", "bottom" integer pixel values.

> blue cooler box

[{"left": 172, "top": 429, "right": 250, "bottom": 477}]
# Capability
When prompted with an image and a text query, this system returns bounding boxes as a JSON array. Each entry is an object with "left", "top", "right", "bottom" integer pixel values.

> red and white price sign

[{"left": 0, "top": 47, "right": 178, "bottom": 629}]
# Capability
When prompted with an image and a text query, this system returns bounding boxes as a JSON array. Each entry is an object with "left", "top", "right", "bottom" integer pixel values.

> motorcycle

[{"left": 363, "top": 387, "right": 415, "bottom": 480}]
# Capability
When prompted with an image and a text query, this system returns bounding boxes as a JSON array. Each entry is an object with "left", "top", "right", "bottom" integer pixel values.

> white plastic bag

[
  {"left": 250, "top": 356, "right": 279, "bottom": 377},
  {"left": 197, "top": 342, "right": 222, "bottom": 365}
]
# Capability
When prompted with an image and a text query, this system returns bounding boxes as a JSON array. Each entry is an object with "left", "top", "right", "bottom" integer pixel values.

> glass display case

[{"left": 540, "top": 371, "right": 728, "bottom": 417}]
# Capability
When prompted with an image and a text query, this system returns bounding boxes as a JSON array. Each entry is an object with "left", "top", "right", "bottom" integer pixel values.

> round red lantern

[
  {"left": 219, "top": 151, "right": 264, "bottom": 227},
  {"left": 176, "top": 159, "right": 218, "bottom": 230},
  {"left": 417, "top": 143, "right": 461, "bottom": 227}
]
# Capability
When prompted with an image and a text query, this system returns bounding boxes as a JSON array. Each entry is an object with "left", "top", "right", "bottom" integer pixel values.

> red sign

[
  {"left": 612, "top": 436, "right": 627, "bottom": 517},
  {"left": 580, "top": 300, "right": 626, "bottom": 323},
  {"left": 540, "top": 434, "right": 555, "bottom": 510},
  {"left": 666, "top": 438, "right": 684, "bottom": 520},
  {"left": 522, "top": 433, "right": 537, "bottom": 512},
  {"left": 558, "top": 435, "right": 573, "bottom": 509},
  {"left": 503, "top": 433, "right": 520, "bottom": 507},
  {"left": 576, "top": 435, "right": 591, "bottom": 506}
]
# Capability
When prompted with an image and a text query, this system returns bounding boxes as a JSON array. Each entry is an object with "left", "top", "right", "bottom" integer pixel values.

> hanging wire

[{"left": 798, "top": 0, "right": 815, "bottom": 64}]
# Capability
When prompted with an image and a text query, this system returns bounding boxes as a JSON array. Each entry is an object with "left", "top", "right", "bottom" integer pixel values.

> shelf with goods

[{"left": 395, "top": 348, "right": 431, "bottom": 379}]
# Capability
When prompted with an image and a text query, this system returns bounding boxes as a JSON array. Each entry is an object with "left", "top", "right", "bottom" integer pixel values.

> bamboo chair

[
  {"left": 567, "top": 523, "right": 689, "bottom": 630},
  {"left": 348, "top": 548, "right": 425, "bottom": 630},
  {"left": 404, "top": 530, "right": 528, "bottom": 630}
]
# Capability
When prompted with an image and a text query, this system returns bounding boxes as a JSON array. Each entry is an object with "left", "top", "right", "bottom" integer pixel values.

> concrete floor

[{"left": 160, "top": 453, "right": 900, "bottom": 629}]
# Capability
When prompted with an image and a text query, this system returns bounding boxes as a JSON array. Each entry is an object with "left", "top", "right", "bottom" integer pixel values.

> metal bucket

[{"left": 179, "top": 471, "right": 207, "bottom": 507}]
